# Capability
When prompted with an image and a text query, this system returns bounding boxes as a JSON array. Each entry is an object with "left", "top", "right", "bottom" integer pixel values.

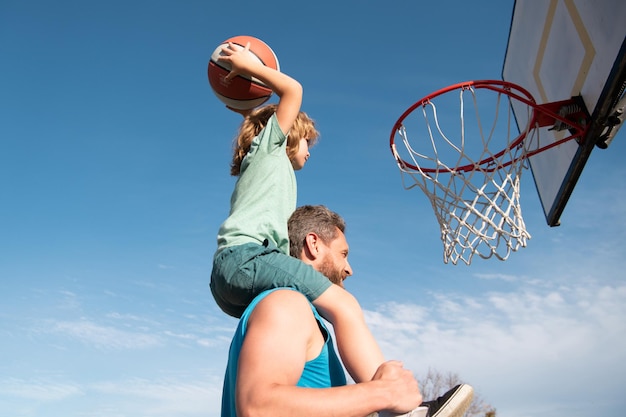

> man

[{"left": 219, "top": 205, "right": 473, "bottom": 417}]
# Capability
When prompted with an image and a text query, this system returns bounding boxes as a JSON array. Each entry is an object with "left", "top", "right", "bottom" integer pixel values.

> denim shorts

[{"left": 210, "top": 241, "right": 332, "bottom": 318}]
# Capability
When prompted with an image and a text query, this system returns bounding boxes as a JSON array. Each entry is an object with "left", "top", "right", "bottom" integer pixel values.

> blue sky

[{"left": 1, "top": 1, "right": 625, "bottom": 417}]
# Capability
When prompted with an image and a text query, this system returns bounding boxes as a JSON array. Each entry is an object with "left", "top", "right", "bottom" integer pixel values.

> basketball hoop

[{"left": 390, "top": 80, "right": 589, "bottom": 265}]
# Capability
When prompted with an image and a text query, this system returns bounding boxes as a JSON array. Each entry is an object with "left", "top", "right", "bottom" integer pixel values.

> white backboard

[{"left": 502, "top": 0, "right": 626, "bottom": 225}]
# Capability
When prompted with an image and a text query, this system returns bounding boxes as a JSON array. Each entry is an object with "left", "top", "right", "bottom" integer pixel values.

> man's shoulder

[
  {"left": 255, "top": 288, "right": 311, "bottom": 309},
  {"left": 248, "top": 288, "right": 315, "bottom": 324}
]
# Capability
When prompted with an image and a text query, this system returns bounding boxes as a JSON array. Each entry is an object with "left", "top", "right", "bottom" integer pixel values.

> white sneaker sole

[
  {"left": 374, "top": 405, "right": 428, "bottom": 417},
  {"left": 369, "top": 384, "right": 474, "bottom": 417},
  {"left": 431, "top": 384, "right": 474, "bottom": 417}
]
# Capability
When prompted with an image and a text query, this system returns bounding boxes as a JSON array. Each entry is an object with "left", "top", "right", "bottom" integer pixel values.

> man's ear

[{"left": 303, "top": 233, "right": 320, "bottom": 260}]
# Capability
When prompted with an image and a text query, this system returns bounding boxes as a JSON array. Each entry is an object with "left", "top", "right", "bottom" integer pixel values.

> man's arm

[{"left": 235, "top": 290, "right": 421, "bottom": 417}]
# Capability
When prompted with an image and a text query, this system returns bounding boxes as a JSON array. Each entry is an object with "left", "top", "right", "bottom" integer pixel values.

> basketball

[{"left": 208, "top": 35, "right": 280, "bottom": 110}]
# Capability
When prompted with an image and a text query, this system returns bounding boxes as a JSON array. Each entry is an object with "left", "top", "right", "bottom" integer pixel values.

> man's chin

[{"left": 318, "top": 259, "right": 344, "bottom": 287}]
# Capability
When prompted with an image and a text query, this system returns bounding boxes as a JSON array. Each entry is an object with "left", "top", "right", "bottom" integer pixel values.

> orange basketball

[{"left": 208, "top": 35, "right": 280, "bottom": 110}]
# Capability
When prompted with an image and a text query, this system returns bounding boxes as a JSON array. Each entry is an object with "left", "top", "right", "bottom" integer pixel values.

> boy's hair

[
  {"left": 230, "top": 104, "right": 320, "bottom": 176},
  {"left": 288, "top": 205, "right": 346, "bottom": 258}
]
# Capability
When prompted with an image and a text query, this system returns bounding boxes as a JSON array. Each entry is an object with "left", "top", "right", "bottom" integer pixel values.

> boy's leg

[{"left": 313, "top": 284, "right": 386, "bottom": 382}]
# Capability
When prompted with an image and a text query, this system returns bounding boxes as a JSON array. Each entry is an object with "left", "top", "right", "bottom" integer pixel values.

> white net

[{"left": 391, "top": 83, "right": 539, "bottom": 265}]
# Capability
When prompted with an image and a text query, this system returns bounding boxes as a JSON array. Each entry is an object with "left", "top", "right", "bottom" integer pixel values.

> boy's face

[{"left": 290, "top": 138, "right": 310, "bottom": 170}]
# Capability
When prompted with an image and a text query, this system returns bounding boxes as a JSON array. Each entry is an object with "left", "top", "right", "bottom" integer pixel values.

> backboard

[{"left": 502, "top": 0, "right": 626, "bottom": 226}]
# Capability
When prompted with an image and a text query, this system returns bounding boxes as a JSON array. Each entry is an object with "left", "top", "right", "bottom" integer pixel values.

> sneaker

[
  {"left": 421, "top": 384, "right": 474, "bottom": 417},
  {"left": 377, "top": 405, "right": 428, "bottom": 417}
]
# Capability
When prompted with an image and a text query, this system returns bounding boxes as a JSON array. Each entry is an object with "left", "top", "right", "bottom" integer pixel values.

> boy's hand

[{"left": 218, "top": 42, "right": 260, "bottom": 82}]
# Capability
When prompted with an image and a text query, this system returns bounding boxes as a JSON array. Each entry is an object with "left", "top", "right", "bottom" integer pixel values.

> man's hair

[
  {"left": 230, "top": 104, "right": 320, "bottom": 176},
  {"left": 288, "top": 205, "right": 346, "bottom": 258}
]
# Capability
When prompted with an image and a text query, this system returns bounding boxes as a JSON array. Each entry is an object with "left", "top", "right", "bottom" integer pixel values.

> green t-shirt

[{"left": 216, "top": 113, "right": 295, "bottom": 255}]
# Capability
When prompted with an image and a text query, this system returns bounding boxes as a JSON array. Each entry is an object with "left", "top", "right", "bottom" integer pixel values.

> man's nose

[{"left": 344, "top": 261, "right": 353, "bottom": 277}]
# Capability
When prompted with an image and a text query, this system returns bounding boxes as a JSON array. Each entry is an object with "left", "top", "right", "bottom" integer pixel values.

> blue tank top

[{"left": 220, "top": 288, "right": 347, "bottom": 416}]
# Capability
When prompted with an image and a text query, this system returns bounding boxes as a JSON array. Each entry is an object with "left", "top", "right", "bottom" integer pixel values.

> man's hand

[{"left": 372, "top": 360, "right": 422, "bottom": 413}]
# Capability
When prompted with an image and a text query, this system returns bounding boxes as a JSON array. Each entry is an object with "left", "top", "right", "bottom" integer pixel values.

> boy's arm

[
  {"left": 218, "top": 42, "right": 302, "bottom": 135},
  {"left": 235, "top": 290, "right": 422, "bottom": 417}
]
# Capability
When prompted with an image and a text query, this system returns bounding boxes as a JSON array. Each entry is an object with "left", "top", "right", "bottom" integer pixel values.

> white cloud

[
  {"left": 363, "top": 280, "right": 626, "bottom": 417},
  {"left": 163, "top": 330, "right": 197, "bottom": 340},
  {"left": 0, "top": 378, "right": 82, "bottom": 401},
  {"left": 197, "top": 334, "right": 233, "bottom": 348},
  {"left": 57, "top": 290, "right": 82, "bottom": 311},
  {"left": 90, "top": 375, "right": 223, "bottom": 416},
  {"left": 106, "top": 312, "right": 162, "bottom": 326},
  {"left": 0, "top": 375, "right": 224, "bottom": 416},
  {"left": 473, "top": 272, "right": 518, "bottom": 282},
  {"left": 46, "top": 319, "right": 162, "bottom": 350}
]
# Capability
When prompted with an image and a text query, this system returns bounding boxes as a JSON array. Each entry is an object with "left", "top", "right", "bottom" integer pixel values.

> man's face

[{"left": 314, "top": 228, "right": 353, "bottom": 288}]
